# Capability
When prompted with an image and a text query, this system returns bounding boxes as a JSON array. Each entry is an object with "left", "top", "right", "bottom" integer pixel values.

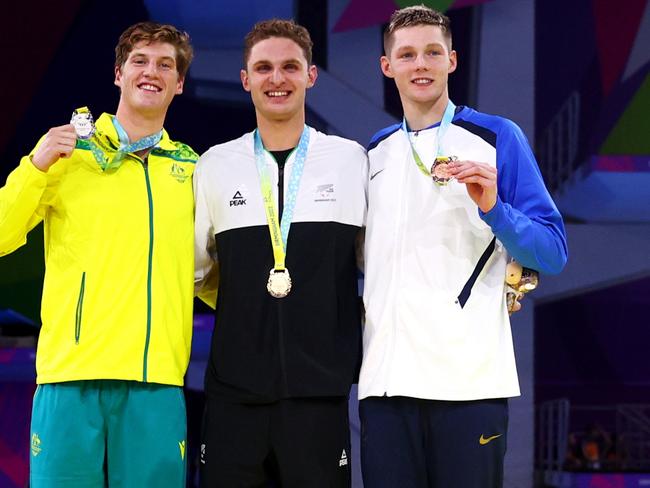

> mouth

[
  {"left": 411, "top": 78, "right": 433, "bottom": 86},
  {"left": 138, "top": 83, "right": 162, "bottom": 93},
  {"left": 265, "top": 90, "right": 291, "bottom": 99}
]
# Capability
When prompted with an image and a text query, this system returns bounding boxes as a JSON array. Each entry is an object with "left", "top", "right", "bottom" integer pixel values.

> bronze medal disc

[{"left": 431, "top": 156, "right": 457, "bottom": 185}]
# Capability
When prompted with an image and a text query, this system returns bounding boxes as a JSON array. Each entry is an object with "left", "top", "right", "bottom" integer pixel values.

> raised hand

[
  {"left": 449, "top": 160, "right": 497, "bottom": 213},
  {"left": 31, "top": 124, "right": 77, "bottom": 172}
]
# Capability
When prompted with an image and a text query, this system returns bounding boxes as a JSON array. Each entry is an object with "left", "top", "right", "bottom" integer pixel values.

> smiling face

[
  {"left": 381, "top": 24, "right": 456, "bottom": 115},
  {"left": 114, "top": 40, "right": 184, "bottom": 118},
  {"left": 240, "top": 36, "right": 317, "bottom": 125}
]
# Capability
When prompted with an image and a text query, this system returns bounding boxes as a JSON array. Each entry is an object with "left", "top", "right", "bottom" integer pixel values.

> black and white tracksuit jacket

[{"left": 195, "top": 127, "right": 368, "bottom": 403}]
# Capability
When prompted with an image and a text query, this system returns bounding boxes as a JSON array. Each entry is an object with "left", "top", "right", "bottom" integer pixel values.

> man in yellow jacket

[{"left": 0, "top": 22, "right": 197, "bottom": 487}]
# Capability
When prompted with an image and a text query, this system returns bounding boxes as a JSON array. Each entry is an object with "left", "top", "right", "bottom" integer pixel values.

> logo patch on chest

[
  {"left": 229, "top": 190, "right": 247, "bottom": 207},
  {"left": 314, "top": 183, "right": 336, "bottom": 202},
  {"left": 169, "top": 163, "right": 189, "bottom": 183}
]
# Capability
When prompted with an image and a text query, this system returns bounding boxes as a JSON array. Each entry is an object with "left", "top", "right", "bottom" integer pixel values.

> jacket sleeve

[
  {"left": 479, "top": 119, "right": 568, "bottom": 275},
  {"left": 193, "top": 157, "right": 219, "bottom": 309},
  {"left": 0, "top": 147, "right": 52, "bottom": 257}
]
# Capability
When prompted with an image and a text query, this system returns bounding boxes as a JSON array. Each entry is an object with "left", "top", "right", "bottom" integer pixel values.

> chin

[{"left": 263, "top": 108, "right": 295, "bottom": 120}]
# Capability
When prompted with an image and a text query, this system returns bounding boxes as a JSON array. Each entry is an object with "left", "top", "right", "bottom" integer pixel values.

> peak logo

[{"left": 230, "top": 191, "right": 247, "bottom": 207}]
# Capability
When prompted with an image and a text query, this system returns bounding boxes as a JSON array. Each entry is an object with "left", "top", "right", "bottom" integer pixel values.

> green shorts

[{"left": 30, "top": 380, "right": 187, "bottom": 488}]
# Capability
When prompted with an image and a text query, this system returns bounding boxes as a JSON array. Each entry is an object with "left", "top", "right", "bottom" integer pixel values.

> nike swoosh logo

[
  {"left": 370, "top": 169, "right": 385, "bottom": 180},
  {"left": 479, "top": 434, "right": 502, "bottom": 445}
]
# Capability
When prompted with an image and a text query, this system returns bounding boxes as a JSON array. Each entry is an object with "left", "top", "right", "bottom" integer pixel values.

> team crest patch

[
  {"left": 170, "top": 163, "right": 189, "bottom": 183},
  {"left": 315, "top": 183, "right": 336, "bottom": 202},
  {"left": 31, "top": 433, "right": 42, "bottom": 456}
]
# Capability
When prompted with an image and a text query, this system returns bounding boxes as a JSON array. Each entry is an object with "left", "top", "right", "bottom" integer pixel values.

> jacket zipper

[
  {"left": 74, "top": 272, "right": 86, "bottom": 344},
  {"left": 276, "top": 158, "right": 289, "bottom": 391},
  {"left": 141, "top": 159, "right": 154, "bottom": 382},
  {"left": 268, "top": 148, "right": 297, "bottom": 394},
  {"left": 278, "top": 160, "right": 285, "bottom": 220}
]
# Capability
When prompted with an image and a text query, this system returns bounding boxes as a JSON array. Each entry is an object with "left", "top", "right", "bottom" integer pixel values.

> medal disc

[
  {"left": 431, "top": 155, "right": 457, "bottom": 185},
  {"left": 518, "top": 268, "right": 539, "bottom": 292},
  {"left": 267, "top": 268, "right": 292, "bottom": 298},
  {"left": 71, "top": 107, "right": 96, "bottom": 140}
]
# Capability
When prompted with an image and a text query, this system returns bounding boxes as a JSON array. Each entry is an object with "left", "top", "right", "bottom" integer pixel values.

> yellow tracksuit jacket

[{"left": 0, "top": 113, "right": 197, "bottom": 385}]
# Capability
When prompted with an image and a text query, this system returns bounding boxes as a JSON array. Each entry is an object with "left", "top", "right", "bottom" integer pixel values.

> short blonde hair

[{"left": 384, "top": 5, "right": 452, "bottom": 55}]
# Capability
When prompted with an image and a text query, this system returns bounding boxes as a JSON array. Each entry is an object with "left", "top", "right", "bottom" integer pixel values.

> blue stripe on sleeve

[{"left": 475, "top": 116, "right": 568, "bottom": 274}]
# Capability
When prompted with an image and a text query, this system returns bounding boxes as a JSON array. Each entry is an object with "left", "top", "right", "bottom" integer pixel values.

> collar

[
  {"left": 95, "top": 113, "right": 176, "bottom": 152},
  {"left": 406, "top": 105, "right": 464, "bottom": 133}
]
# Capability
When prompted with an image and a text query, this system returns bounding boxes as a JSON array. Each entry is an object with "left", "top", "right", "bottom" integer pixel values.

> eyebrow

[
  {"left": 395, "top": 42, "right": 446, "bottom": 52},
  {"left": 252, "top": 58, "right": 303, "bottom": 66},
  {"left": 131, "top": 53, "right": 176, "bottom": 63}
]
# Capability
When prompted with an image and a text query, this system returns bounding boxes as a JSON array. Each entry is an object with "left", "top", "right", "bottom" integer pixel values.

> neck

[
  {"left": 402, "top": 92, "right": 450, "bottom": 131},
  {"left": 114, "top": 104, "right": 165, "bottom": 141},
  {"left": 256, "top": 113, "right": 305, "bottom": 151}
]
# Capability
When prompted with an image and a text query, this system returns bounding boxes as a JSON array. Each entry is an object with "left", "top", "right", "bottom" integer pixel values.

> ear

[
  {"left": 114, "top": 65, "right": 122, "bottom": 88},
  {"left": 380, "top": 56, "right": 394, "bottom": 78},
  {"left": 448, "top": 50, "right": 458, "bottom": 74},
  {"left": 175, "top": 76, "right": 185, "bottom": 95},
  {"left": 241, "top": 69, "right": 251, "bottom": 92},
  {"left": 306, "top": 65, "right": 318, "bottom": 89}
]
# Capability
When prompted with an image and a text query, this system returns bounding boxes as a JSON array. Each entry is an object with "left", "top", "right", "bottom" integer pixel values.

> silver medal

[{"left": 70, "top": 107, "right": 96, "bottom": 140}]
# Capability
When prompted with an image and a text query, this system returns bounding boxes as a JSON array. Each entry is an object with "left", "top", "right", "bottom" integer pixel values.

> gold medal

[
  {"left": 431, "top": 155, "right": 457, "bottom": 185},
  {"left": 505, "top": 260, "right": 539, "bottom": 314},
  {"left": 267, "top": 268, "right": 292, "bottom": 298}
]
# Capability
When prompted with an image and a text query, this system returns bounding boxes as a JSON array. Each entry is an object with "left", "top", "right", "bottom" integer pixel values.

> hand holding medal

[
  {"left": 29, "top": 117, "right": 80, "bottom": 172},
  {"left": 448, "top": 160, "right": 498, "bottom": 213},
  {"left": 505, "top": 260, "right": 539, "bottom": 315}
]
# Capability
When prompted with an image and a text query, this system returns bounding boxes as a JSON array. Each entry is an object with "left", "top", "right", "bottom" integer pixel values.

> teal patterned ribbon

[{"left": 85, "top": 117, "right": 163, "bottom": 171}]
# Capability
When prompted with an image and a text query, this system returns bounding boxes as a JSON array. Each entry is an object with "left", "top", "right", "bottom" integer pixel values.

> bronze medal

[{"left": 431, "top": 155, "right": 457, "bottom": 185}]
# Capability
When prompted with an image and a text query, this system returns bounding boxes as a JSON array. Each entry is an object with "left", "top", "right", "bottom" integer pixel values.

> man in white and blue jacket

[{"left": 359, "top": 6, "right": 568, "bottom": 488}]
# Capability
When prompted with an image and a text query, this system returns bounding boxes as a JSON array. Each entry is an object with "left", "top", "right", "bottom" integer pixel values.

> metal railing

[
  {"left": 536, "top": 401, "right": 650, "bottom": 486},
  {"left": 617, "top": 404, "right": 650, "bottom": 470},
  {"left": 536, "top": 92, "right": 581, "bottom": 193},
  {"left": 537, "top": 398, "right": 571, "bottom": 487}
]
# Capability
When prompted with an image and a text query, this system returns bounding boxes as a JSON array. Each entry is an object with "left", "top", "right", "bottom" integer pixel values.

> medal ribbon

[
  {"left": 254, "top": 126, "right": 310, "bottom": 271},
  {"left": 85, "top": 117, "right": 163, "bottom": 171},
  {"left": 402, "top": 100, "right": 456, "bottom": 177}
]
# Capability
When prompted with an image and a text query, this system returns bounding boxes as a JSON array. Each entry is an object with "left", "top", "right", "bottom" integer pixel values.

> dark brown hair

[
  {"left": 115, "top": 22, "right": 194, "bottom": 78},
  {"left": 243, "top": 19, "right": 313, "bottom": 67},
  {"left": 384, "top": 5, "right": 452, "bottom": 55}
]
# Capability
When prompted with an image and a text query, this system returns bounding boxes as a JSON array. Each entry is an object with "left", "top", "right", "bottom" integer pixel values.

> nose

[
  {"left": 415, "top": 54, "right": 427, "bottom": 70},
  {"left": 143, "top": 61, "right": 158, "bottom": 77},
  {"left": 270, "top": 67, "right": 285, "bottom": 85}
]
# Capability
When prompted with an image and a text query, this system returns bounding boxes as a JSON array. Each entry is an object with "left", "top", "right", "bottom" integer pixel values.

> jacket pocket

[{"left": 75, "top": 272, "right": 86, "bottom": 344}]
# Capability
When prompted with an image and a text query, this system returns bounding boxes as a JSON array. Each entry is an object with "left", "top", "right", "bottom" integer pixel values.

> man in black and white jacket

[{"left": 194, "top": 19, "right": 367, "bottom": 488}]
